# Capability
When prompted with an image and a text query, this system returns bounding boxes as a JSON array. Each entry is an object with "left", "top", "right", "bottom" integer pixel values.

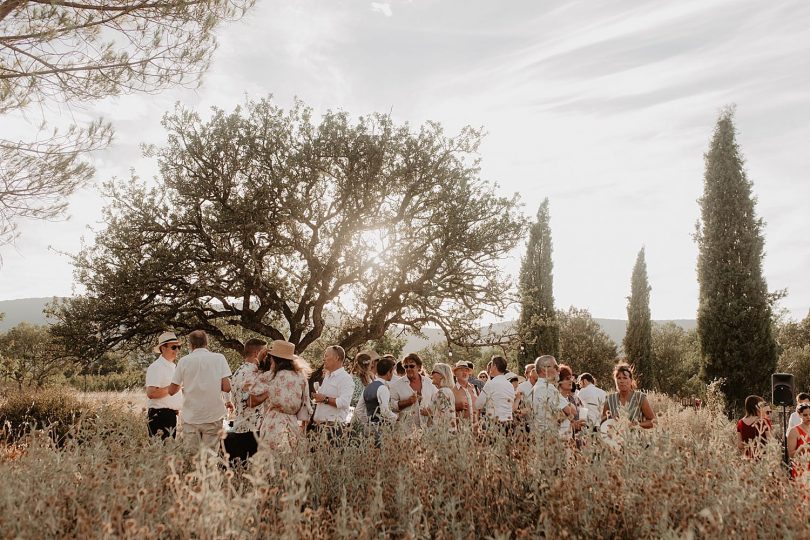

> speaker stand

[{"left": 782, "top": 404, "right": 790, "bottom": 471}]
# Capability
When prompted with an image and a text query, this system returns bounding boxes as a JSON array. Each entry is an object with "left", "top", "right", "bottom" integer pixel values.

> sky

[{"left": 2, "top": 0, "right": 809, "bottom": 322}]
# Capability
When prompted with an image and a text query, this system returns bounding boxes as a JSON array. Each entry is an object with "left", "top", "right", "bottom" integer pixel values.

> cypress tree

[
  {"left": 518, "top": 198, "right": 559, "bottom": 360},
  {"left": 624, "top": 247, "right": 653, "bottom": 389},
  {"left": 696, "top": 107, "right": 778, "bottom": 409}
]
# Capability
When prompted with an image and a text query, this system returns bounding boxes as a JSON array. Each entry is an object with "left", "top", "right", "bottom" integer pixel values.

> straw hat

[
  {"left": 355, "top": 350, "right": 380, "bottom": 365},
  {"left": 452, "top": 360, "right": 472, "bottom": 372},
  {"left": 153, "top": 331, "right": 180, "bottom": 354},
  {"left": 267, "top": 340, "right": 298, "bottom": 361}
]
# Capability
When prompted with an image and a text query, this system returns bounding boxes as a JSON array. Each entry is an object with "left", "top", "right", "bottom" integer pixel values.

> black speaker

[{"left": 772, "top": 373, "right": 795, "bottom": 407}]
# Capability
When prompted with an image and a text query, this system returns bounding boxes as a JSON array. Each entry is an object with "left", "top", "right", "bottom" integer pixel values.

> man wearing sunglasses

[
  {"left": 145, "top": 331, "right": 184, "bottom": 438},
  {"left": 389, "top": 352, "right": 438, "bottom": 429}
]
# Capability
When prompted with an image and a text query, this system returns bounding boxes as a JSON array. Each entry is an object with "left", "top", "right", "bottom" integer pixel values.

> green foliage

[
  {"left": 696, "top": 107, "right": 778, "bottom": 410},
  {"left": 650, "top": 323, "right": 705, "bottom": 397},
  {"left": 557, "top": 306, "right": 617, "bottom": 386},
  {"left": 0, "top": 323, "right": 74, "bottom": 390},
  {"left": 66, "top": 371, "right": 144, "bottom": 392},
  {"left": 416, "top": 341, "right": 519, "bottom": 374},
  {"left": 52, "top": 98, "right": 526, "bottom": 362},
  {"left": 776, "top": 311, "right": 810, "bottom": 393},
  {"left": 518, "top": 198, "right": 559, "bottom": 359},
  {"left": 624, "top": 247, "right": 653, "bottom": 388},
  {"left": 365, "top": 328, "right": 407, "bottom": 360},
  {"left": 777, "top": 346, "right": 810, "bottom": 395},
  {"left": 0, "top": 387, "right": 94, "bottom": 444}
]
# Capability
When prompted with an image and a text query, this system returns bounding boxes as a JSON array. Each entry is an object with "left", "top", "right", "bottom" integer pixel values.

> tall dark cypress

[
  {"left": 696, "top": 107, "right": 778, "bottom": 408},
  {"left": 518, "top": 198, "right": 559, "bottom": 360},
  {"left": 624, "top": 247, "right": 653, "bottom": 389}
]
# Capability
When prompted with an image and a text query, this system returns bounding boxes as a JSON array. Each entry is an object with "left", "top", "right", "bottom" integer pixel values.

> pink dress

[{"left": 248, "top": 369, "right": 310, "bottom": 451}]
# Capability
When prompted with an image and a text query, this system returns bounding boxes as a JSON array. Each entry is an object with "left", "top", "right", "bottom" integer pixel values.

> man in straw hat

[
  {"left": 145, "top": 331, "right": 184, "bottom": 438},
  {"left": 168, "top": 330, "right": 232, "bottom": 451},
  {"left": 451, "top": 360, "right": 478, "bottom": 423}
]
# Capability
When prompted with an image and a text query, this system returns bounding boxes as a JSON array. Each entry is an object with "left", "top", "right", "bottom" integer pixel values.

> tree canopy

[
  {"left": 0, "top": 322, "right": 73, "bottom": 389},
  {"left": 557, "top": 306, "right": 617, "bottom": 387},
  {"left": 623, "top": 247, "right": 653, "bottom": 389},
  {"left": 0, "top": 0, "right": 253, "bottom": 245},
  {"left": 696, "top": 107, "right": 778, "bottom": 407},
  {"left": 50, "top": 98, "right": 526, "bottom": 357},
  {"left": 518, "top": 198, "right": 558, "bottom": 359}
]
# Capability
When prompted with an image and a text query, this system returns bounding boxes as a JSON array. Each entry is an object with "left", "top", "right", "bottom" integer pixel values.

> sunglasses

[
  {"left": 163, "top": 344, "right": 181, "bottom": 351},
  {"left": 404, "top": 364, "right": 418, "bottom": 369}
]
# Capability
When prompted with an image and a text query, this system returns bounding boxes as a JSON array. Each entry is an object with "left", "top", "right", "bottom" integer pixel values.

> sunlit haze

[{"left": 2, "top": 0, "right": 809, "bottom": 322}]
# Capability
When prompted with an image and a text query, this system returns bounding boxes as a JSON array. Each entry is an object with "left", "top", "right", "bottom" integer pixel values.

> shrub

[
  {"left": 0, "top": 387, "right": 95, "bottom": 444},
  {"left": 67, "top": 371, "right": 144, "bottom": 392},
  {"left": 0, "top": 393, "right": 807, "bottom": 538}
]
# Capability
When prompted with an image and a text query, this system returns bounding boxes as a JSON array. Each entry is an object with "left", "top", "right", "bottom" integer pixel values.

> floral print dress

[{"left": 247, "top": 369, "right": 310, "bottom": 452}]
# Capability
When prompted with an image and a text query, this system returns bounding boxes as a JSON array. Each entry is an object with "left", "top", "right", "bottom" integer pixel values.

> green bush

[
  {"left": 0, "top": 387, "right": 95, "bottom": 444},
  {"left": 66, "top": 371, "right": 144, "bottom": 392}
]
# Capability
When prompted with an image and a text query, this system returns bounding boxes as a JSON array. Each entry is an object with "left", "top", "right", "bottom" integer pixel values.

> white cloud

[{"left": 370, "top": 2, "right": 393, "bottom": 17}]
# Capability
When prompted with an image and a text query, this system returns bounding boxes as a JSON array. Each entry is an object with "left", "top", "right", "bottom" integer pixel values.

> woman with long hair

[
  {"left": 601, "top": 364, "right": 655, "bottom": 429},
  {"left": 737, "top": 395, "right": 771, "bottom": 459},
  {"left": 248, "top": 340, "right": 313, "bottom": 452},
  {"left": 350, "top": 350, "right": 377, "bottom": 425},
  {"left": 558, "top": 364, "right": 585, "bottom": 439},
  {"left": 429, "top": 362, "right": 457, "bottom": 429},
  {"left": 788, "top": 403, "right": 810, "bottom": 478}
]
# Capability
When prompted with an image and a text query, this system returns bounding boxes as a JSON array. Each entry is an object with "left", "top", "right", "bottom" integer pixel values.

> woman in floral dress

[{"left": 248, "top": 340, "right": 312, "bottom": 452}]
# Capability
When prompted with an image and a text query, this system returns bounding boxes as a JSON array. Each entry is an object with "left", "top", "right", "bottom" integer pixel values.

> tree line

[{"left": 518, "top": 107, "right": 785, "bottom": 409}]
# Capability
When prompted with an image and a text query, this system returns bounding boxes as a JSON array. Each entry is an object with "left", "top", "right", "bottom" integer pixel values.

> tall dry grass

[{"left": 0, "top": 389, "right": 807, "bottom": 539}]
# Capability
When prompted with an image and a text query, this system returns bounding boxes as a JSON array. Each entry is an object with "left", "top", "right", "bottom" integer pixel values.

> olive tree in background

[
  {"left": 0, "top": 323, "right": 73, "bottom": 389},
  {"left": 557, "top": 306, "right": 617, "bottom": 387},
  {"left": 50, "top": 98, "right": 526, "bottom": 358},
  {"left": 0, "top": 0, "right": 254, "bottom": 245}
]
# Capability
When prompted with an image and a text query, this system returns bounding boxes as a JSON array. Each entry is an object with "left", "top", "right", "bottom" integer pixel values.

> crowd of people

[
  {"left": 737, "top": 391, "right": 810, "bottom": 478},
  {"left": 144, "top": 330, "right": 662, "bottom": 465}
]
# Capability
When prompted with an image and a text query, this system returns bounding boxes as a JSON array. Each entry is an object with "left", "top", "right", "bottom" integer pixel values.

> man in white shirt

[
  {"left": 313, "top": 345, "right": 354, "bottom": 429},
  {"left": 532, "top": 355, "right": 575, "bottom": 436},
  {"left": 168, "top": 330, "right": 232, "bottom": 451},
  {"left": 224, "top": 338, "right": 266, "bottom": 464},
  {"left": 145, "top": 331, "right": 184, "bottom": 439},
  {"left": 576, "top": 372, "right": 607, "bottom": 428},
  {"left": 389, "top": 352, "right": 438, "bottom": 429},
  {"left": 475, "top": 356, "right": 515, "bottom": 424}
]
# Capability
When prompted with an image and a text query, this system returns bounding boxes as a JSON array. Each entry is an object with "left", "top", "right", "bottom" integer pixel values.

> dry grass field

[{"left": 0, "top": 388, "right": 807, "bottom": 539}]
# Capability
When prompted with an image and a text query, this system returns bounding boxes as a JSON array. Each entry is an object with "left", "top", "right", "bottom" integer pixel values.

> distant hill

[
  {"left": 0, "top": 297, "right": 696, "bottom": 353},
  {"left": 0, "top": 297, "right": 55, "bottom": 331}
]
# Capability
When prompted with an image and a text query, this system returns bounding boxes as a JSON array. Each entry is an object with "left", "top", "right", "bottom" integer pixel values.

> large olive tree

[{"left": 50, "top": 98, "right": 526, "bottom": 357}]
